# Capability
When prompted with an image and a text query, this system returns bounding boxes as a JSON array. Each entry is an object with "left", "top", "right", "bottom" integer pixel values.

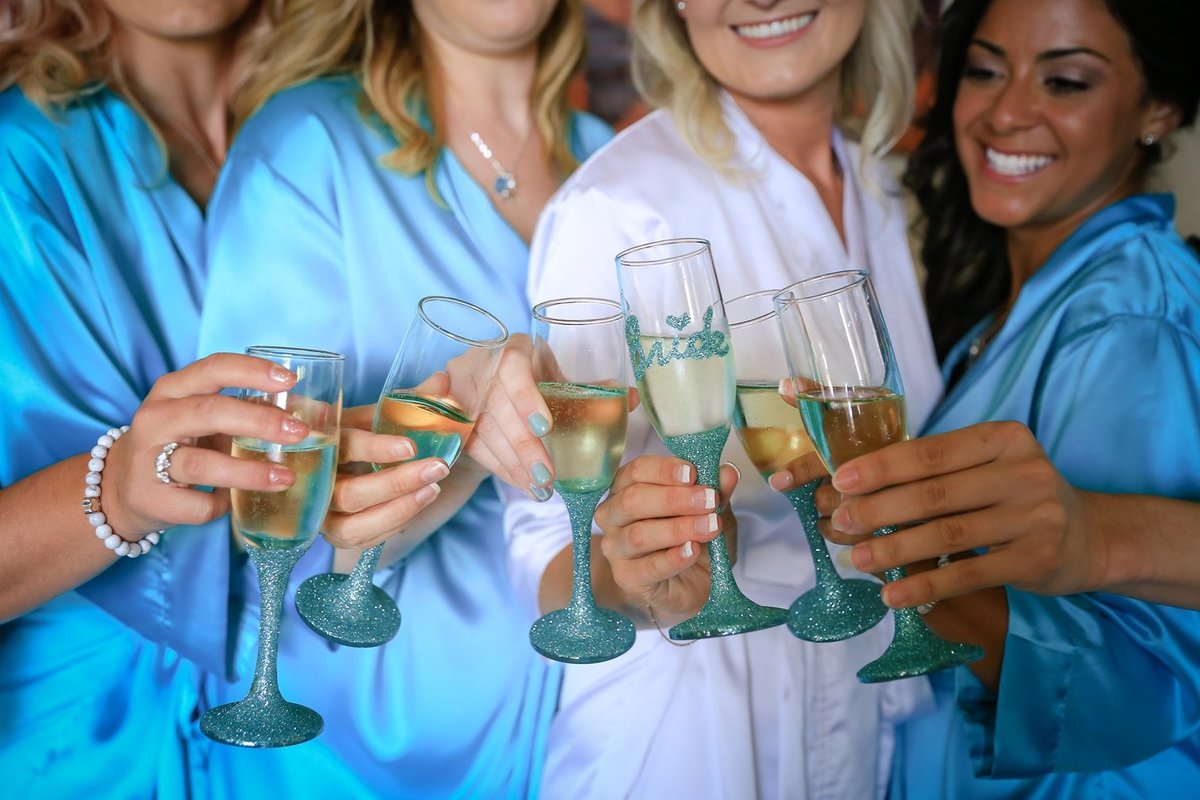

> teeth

[
  {"left": 735, "top": 13, "right": 815, "bottom": 40},
  {"left": 986, "top": 148, "right": 1054, "bottom": 176}
]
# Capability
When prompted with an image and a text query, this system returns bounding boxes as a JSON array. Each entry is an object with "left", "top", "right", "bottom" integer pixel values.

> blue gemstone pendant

[{"left": 495, "top": 172, "right": 516, "bottom": 199}]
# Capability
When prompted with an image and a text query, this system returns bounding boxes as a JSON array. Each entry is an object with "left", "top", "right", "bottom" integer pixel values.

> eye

[
  {"left": 1044, "top": 75, "right": 1090, "bottom": 94},
  {"left": 962, "top": 62, "right": 1001, "bottom": 83}
]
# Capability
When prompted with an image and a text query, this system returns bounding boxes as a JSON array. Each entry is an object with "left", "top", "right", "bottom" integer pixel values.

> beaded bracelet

[{"left": 82, "top": 425, "right": 163, "bottom": 558}]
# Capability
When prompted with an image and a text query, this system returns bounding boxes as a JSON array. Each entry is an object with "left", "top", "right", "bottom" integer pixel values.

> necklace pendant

[{"left": 494, "top": 172, "right": 517, "bottom": 199}]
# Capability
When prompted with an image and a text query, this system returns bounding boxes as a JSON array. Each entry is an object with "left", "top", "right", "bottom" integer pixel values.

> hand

[
  {"left": 103, "top": 353, "right": 315, "bottom": 537},
  {"left": 321, "top": 405, "right": 456, "bottom": 550},
  {"left": 595, "top": 455, "right": 741, "bottom": 620},
  {"left": 826, "top": 421, "right": 1097, "bottom": 607}
]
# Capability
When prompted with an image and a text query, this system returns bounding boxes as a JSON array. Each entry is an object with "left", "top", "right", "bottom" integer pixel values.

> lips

[
  {"left": 733, "top": 12, "right": 816, "bottom": 40},
  {"left": 985, "top": 147, "right": 1055, "bottom": 177}
]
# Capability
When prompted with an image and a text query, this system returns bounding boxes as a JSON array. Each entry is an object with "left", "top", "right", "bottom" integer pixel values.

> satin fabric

[
  {"left": 892, "top": 195, "right": 1200, "bottom": 799},
  {"left": 0, "top": 88, "right": 225, "bottom": 796},
  {"left": 504, "top": 97, "right": 941, "bottom": 800},
  {"left": 198, "top": 76, "right": 612, "bottom": 798}
]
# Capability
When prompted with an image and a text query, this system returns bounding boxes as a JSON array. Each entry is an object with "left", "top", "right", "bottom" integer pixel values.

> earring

[
  {"left": 1143, "top": 133, "right": 1158, "bottom": 147},
  {"left": 676, "top": 1, "right": 685, "bottom": 11}
]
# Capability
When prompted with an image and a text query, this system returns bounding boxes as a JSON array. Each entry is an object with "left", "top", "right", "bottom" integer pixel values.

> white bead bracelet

[{"left": 82, "top": 425, "right": 163, "bottom": 558}]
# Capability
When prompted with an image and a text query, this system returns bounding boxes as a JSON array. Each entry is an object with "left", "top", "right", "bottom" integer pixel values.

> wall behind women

[{"left": 1153, "top": 127, "right": 1200, "bottom": 239}]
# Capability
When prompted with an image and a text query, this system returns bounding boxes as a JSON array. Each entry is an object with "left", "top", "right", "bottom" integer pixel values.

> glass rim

[
  {"left": 773, "top": 270, "right": 869, "bottom": 307},
  {"left": 417, "top": 295, "right": 510, "bottom": 348},
  {"left": 727, "top": 288, "right": 782, "bottom": 329},
  {"left": 615, "top": 237, "right": 711, "bottom": 267},
  {"left": 245, "top": 345, "right": 344, "bottom": 361},
  {"left": 532, "top": 296, "right": 623, "bottom": 326}
]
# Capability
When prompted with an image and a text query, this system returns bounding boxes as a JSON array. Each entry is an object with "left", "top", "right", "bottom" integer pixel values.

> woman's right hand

[{"left": 594, "top": 455, "right": 741, "bottom": 622}]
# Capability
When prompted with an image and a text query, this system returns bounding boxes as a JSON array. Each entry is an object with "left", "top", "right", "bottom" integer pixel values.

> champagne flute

[
  {"left": 774, "top": 271, "right": 983, "bottom": 682},
  {"left": 726, "top": 289, "right": 887, "bottom": 642},
  {"left": 616, "top": 238, "right": 787, "bottom": 640},
  {"left": 527, "top": 298, "right": 636, "bottom": 663},
  {"left": 295, "top": 296, "right": 508, "bottom": 647},
  {"left": 201, "top": 345, "right": 343, "bottom": 748}
]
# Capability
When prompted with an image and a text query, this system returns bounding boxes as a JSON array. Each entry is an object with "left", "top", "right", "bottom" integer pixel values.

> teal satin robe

[
  {"left": 198, "top": 76, "right": 612, "bottom": 798},
  {"left": 0, "top": 87, "right": 228, "bottom": 796},
  {"left": 892, "top": 195, "right": 1200, "bottom": 798}
]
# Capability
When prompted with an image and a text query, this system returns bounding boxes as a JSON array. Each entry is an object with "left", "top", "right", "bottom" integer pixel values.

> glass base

[
  {"left": 530, "top": 606, "right": 636, "bottom": 664},
  {"left": 669, "top": 597, "right": 787, "bottom": 641},
  {"left": 200, "top": 697, "right": 322, "bottom": 748},
  {"left": 786, "top": 578, "right": 888, "bottom": 643},
  {"left": 295, "top": 572, "right": 401, "bottom": 648},
  {"left": 856, "top": 624, "right": 984, "bottom": 683}
]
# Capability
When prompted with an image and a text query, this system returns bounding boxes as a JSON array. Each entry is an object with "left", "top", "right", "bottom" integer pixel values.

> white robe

[{"left": 505, "top": 96, "right": 943, "bottom": 800}]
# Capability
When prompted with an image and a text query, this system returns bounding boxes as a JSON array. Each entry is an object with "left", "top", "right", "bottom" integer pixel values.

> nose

[{"left": 985, "top": 75, "right": 1039, "bottom": 133}]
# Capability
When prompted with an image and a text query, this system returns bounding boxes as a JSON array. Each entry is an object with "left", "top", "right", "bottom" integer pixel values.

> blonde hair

[
  {"left": 631, "top": 0, "right": 920, "bottom": 173},
  {"left": 239, "top": 0, "right": 586, "bottom": 183}
]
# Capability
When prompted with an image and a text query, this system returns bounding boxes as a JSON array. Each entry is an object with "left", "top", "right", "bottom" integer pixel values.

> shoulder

[
  {"left": 0, "top": 88, "right": 99, "bottom": 190},
  {"left": 230, "top": 75, "right": 374, "bottom": 167}
]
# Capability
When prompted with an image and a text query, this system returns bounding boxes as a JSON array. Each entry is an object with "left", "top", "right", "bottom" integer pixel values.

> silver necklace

[{"left": 469, "top": 128, "right": 533, "bottom": 200}]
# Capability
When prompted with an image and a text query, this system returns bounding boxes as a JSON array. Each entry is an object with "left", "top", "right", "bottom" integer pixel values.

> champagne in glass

[
  {"left": 201, "top": 346, "right": 343, "bottom": 748},
  {"left": 775, "top": 271, "right": 983, "bottom": 682},
  {"left": 527, "top": 298, "right": 636, "bottom": 663},
  {"left": 617, "top": 238, "right": 786, "bottom": 640},
  {"left": 727, "top": 289, "right": 886, "bottom": 643},
  {"left": 295, "top": 296, "right": 508, "bottom": 647}
]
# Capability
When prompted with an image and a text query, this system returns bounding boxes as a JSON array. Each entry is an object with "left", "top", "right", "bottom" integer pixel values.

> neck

[{"left": 428, "top": 37, "right": 539, "bottom": 137}]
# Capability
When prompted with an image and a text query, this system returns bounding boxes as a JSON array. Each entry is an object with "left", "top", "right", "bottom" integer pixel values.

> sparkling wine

[
  {"left": 231, "top": 436, "right": 338, "bottom": 550},
  {"left": 539, "top": 382, "right": 628, "bottom": 493},
  {"left": 733, "top": 382, "right": 816, "bottom": 478},
  {"left": 373, "top": 390, "right": 475, "bottom": 466},
  {"left": 636, "top": 337, "right": 735, "bottom": 439},
  {"left": 796, "top": 386, "right": 908, "bottom": 472}
]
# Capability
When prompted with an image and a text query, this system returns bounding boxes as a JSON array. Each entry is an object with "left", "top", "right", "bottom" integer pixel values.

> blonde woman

[
  {"left": 498, "top": 0, "right": 942, "bottom": 797},
  {"left": 196, "top": 0, "right": 610, "bottom": 795}
]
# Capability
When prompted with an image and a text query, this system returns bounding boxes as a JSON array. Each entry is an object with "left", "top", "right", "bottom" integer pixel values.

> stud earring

[
  {"left": 676, "top": 1, "right": 685, "bottom": 11},
  {"left": 1143, "top": 133, "right": 1158, "bottom": 147}
]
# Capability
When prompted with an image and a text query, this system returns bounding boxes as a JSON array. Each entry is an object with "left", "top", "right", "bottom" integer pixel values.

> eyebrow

[{"left": 969, "top": 38, "right": 1112, "bottom": 64}]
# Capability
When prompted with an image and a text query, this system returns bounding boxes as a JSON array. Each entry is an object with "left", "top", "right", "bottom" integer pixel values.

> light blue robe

[
  {"left": 0, "top": 87, "right": 229, "bottom": 796},
  {"left": 892, "top": 194, "right": 1200, "bottom": 798},
  {"left": 198, "top": 76, "right": 612, "bottom": 798}
]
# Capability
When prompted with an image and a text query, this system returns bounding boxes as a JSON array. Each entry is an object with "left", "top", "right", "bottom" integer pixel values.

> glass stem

[
  {"left": 560, "top": 489, "right": 606, "bottom": 614},
  {"left": 873, "top": 524, "right": 925, "bottom": 635},
  {"left": 245, "top": 544, "right": 307, "bottom": 703},
  {"left": 346, "top": 543, "right": 384, "bottom": 605},
  {"left": 785, "top": 480, "right": 841, "bottom": 589},
  {"left": 692, "top": 446, "right": 738, "bottom": 598}
]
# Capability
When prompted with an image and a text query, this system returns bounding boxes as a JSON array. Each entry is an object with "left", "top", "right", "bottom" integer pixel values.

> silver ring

[{"left": 155, "top": 442, "right": 180, "bottom": 485}]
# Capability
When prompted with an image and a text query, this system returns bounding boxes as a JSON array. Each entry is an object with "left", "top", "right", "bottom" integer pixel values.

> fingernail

[
  {"left": 420, "top": 460, "right": 449, "bottom": 482},
  {"left": 282, "top": 416, "right": 307, "bottom": 436},
  {"left": 691, "top": 487, "right": 716, "bottom": 510},
  {"left": 768, "top": 470, "right": 795, "bottom": 491},
  {"left": 881, "top": 585, "right": 907, "bottom": 609},
  {"left": 268, "top": 468, "right": 295, "bottom": 486},
  {"left": 269, "top": 365, "right": 294, "bottom": 384},
  {"left": 681, "top": 541, "right": 695, "bottom": 559},
  {"left": 415, "top": 482, "right": 441, "bottom": 505},
  {"left": 531, "top": 461, "right": 552, "bottom": 486},
  {"left": 832, "top": 465, "right": 860, "bottom": 492},
  {"left": 723, "top": 461, "right": 741, "bottom": 483},
  {"left": 530, "top": 483, "right": 553, "bottom": 502},
  {"left": 851, "top": 543, "right": 873, "bottom": 570},
  {"left": 694, "top": 513, "right": 718, "bottom": 534},
  {"left": 831, "top": 505, "right": 852, "bottom": 533},
  {"left": 527, "top": 412, "right": 550, "bottom": 437},
  {"left": 393, "top": 438, "right": 416, "bottom": 459},
  {"left": 676, "top": 464, "right": 693, "bottom": 484}
]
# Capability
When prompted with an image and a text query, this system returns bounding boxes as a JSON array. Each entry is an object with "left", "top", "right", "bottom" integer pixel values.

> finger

[
  {"left": 500, "top": 337, "right": 555, "bottom": 438},
  {"left": 339, "top": 427, "right": 416, "bottom": 466},
  {"left": 879, "top": 550, "right": 1017, "bottom": 608},
  {"left": 607, "top": 455, "right": 694, "bottom": 495},
  {"left": 323, "top": 483, "right": 443, "bottom": 550},
  {"left": 341, "top": 404, "right": 377, "bottom": 431},
  {"left": 606, "top": 533, "right": 704, "bottom": 595},
  {"left": 601, "top": 501, "right": 724, "bottom": 560},
  {"left": 330, "top": 457, "right": 450, "bottom": 515},
  {"left": 146, "top": 352, "right": 298, "bottom": 401},
  {"left": 767, "top": 450, "right": 830, "bottom": 493},
  {"left": 597, "top": 478, "right": 718, "bottom": 533},
  {"left": 813, "top": 479, "right": 839, "bottom": 517},
  {"left": 470, "top": 394, "right": 551, "bottom": 492},
  {"left": 165, "top": 446, "right": 299, "bottom": 492},
  {"left": 152, "top": 486, "right": 231, "bottom": 528},
  {"left": 137, "top": 393, "right": 310, "bottom": 443},
  {"left": 831, "top": 420, "right": 1036, "bottom": 495}
]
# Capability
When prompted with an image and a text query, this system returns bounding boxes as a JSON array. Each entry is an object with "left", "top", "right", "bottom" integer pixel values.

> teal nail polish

[
  {"left": 528, "top": 412, "right": 550, "bottom": 437},
  {"left": 531, "top": 461, "right": 552, "bottom": 486}
]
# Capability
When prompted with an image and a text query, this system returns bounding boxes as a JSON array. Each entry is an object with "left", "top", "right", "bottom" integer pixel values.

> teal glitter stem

[
  {"left": 661, "top": 426, "right": 737, "bottom": 594},
  {"left": 560, "top": 488, "right": 607, "bottom": 613},
  {"left": 246, "top": 542, "right": 309, "bottom": 703},
  {"left": 785, "top": 480, "right": 842, "bottom": 588},
  {"left": 346, "top": 543, "right": 384, "bottom": 604}
]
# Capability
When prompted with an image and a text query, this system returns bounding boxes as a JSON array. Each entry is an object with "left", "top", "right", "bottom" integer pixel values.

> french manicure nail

[
  {"left": 676, "top": 465, "right": 693, "bottom": 484},
  {"left": 527, "top": 412, "right": 550, "bottom": 437},
  {"left": 768, "top": 470, "right": 795, "bottom": 491},
  {"left": 681, "top": 541, "right": 694, "bottom": 558},
  {"left": 415, "top": 482, "right": 441, "bottom": 505},
  {"left": 833, "top": 465, "right": 860, "bottom": 492},
  {"left": 694, "top": 513, "right": 718, "bottom": 534},
  {"left": 691, "top": 487, "right": 716, "bottom": 511},
  {"left": 393, "top": 439, "right": 416, "bottom": 459},
  {"left": 530, "top": 483, "right": 554, "bottom": 502},
  {"left": 831, "top": 505, "right": 852, "bottom": 532},
  {"left": 531, "top": 461, "right": 552, "bottom": 486},
  {"left": 420, "top": 460, "right": 449, "bottom": 482},
  {"left": 851, "top": 543, "right": 872, "bottom": 570}
]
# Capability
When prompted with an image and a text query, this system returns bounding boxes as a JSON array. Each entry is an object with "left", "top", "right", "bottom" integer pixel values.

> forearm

[
  {"left": 0, "top": 455, "right": 121, "bottom": 620},
  {"left": 1090, "top": 491, "right": 1200, "bottom": 608}
]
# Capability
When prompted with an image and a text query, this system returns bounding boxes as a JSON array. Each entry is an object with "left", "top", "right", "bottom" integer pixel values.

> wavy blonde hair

[
  {"left": 0, "top": 1, "right": 276, "bottom": 114},
  {"left": 631, "top": 0, "right": 920, "bottom": 173},
  {"left": 238, "top": 0, "right": 585, "bottom": 183}
]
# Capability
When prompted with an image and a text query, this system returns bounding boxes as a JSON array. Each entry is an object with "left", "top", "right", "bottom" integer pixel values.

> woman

[
  {"left": 501, "top": 1, "right": 939, "bottom": 796},
  {"left": 197, "top": 0, "right": 609, "bottom": 795},
  {"left": 825, "top": 0, "right": 1200, "bottom": 796}
]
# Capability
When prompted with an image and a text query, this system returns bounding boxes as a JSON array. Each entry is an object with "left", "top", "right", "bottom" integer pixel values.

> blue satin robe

[
  {"left": 892, "top": 195, "right": 1200, "bottom": 798},
  {"left": 0, "top": 88, "right": 229, "bottom": 796},
  {"left": 198, "top": 76, "right": 612, "bottom": 798}
]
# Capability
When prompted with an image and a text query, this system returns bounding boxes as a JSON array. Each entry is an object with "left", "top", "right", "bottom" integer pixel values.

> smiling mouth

[
  {"left": 733, "top": 12, "right": 816, "bottom": 40},
  {"left": 985, "top": 147, "right": 1055, "bottom": 177}
]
